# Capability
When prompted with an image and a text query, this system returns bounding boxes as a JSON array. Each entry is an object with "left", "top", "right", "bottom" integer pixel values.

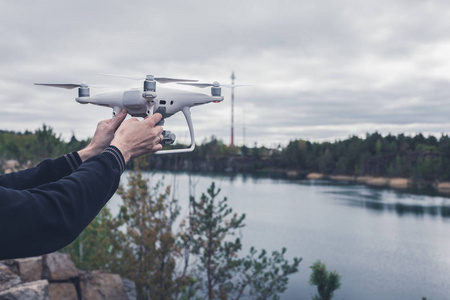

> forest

[
  {"left": 1, "top": 125, "right": 450, "bottom": 183},
  {"left": 148, "top": 132, "right": 450, "bottom": 185}
]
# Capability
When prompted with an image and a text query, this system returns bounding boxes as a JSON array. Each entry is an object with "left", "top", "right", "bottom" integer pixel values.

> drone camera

[{"left": 161, "top": 130, "right": 176, "bottom": 146}]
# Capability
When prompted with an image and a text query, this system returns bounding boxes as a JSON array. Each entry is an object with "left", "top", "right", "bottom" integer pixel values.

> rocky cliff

[{"left": 0, "top": 252, "right": 136, "bottom": 300}]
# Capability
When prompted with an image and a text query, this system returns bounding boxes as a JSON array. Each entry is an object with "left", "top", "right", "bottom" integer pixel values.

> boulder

[
  {"left": 49, "top": 282, "right": 77, "bottom": 300},
  {"left": 79, "top": 270, "right": 128, "bottom": 300},
  {"left": 306, "top": 173, "right": 324, "bottom": 180},
  {"left": 0, "top": 279, "right": 49, "bottom": 300},
  {"left": 437, "top": 181, "right": 450, "bottom": 194},
  {"left": 389, "top": 178, "right": 410, "bottom": 189},
  {"left": 0, "top": 264, "right": 21, "bottom": 292},
  {"left": 42, "top": 253, "right": 78, "bottom": 281},
  {"left": 1, "top": 252, "right": 135, "bottom": 300},
  {"left": 16, "top": 257, "right": 42, "bottom": 283},
  {"left": 122, "top": 278, "right": 137, "bottom": 300},
  {"left": 366, "top": 177, "right": 389, "bottom": 187}
]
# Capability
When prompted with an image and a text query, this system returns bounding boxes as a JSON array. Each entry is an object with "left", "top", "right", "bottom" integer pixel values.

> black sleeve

[
  {"left": 0, "top": 146, "right": 125, "bottom": 260},
  {"left": 0, "top": 152, "right": 82, "bottom": 190}
]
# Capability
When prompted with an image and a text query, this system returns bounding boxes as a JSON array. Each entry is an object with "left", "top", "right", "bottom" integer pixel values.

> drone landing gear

[{"left": 155, "top": 106, "right": 195, "bottom": 155}]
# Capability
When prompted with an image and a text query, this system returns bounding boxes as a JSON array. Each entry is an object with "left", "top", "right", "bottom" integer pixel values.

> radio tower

[{"left": 231, "top": 71, "right": 236, "bottom": 147}]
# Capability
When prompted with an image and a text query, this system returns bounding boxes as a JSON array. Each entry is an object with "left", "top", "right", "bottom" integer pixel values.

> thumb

[{"left": 110, "top": 109, "right": 127, "bottom": 129}]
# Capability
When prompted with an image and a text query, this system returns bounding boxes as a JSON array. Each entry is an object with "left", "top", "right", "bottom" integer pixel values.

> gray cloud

[{"left": 1, "top": 0, "right": 450, "bottom": 147}]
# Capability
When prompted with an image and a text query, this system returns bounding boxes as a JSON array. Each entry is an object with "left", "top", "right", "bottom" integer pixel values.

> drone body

[
  {"left": 35, "top": 75, "right": 230, "bottom": 154},
  {"left": 75, "top": 86, "right": 223, "bottom": 119}
]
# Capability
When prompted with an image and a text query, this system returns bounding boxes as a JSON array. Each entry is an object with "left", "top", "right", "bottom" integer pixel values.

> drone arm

[{"left": 155, "top": 106, "right": 195, "bottom": 155}]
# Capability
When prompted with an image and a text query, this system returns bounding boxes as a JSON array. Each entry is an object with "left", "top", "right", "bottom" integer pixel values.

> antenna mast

[
  {"left": 231, "top": 71, "right": 235, "bottom": 147},
  {"left": 243, "top": 109, "right": 246, "bottom": 147}
]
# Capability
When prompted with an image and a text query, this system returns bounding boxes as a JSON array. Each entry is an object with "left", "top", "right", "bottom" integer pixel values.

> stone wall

[{"left": 0, "top": 252, "right": 136, "bottom": 300}]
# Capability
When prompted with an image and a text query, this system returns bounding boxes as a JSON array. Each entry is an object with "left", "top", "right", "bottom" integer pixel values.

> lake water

[{"left": 109, "top": 171, "right": 450, "bottom": 300}]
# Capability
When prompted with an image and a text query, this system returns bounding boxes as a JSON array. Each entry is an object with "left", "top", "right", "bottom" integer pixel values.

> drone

[{"left": 35, "top": 74, "right": 245, "bottom": 154}]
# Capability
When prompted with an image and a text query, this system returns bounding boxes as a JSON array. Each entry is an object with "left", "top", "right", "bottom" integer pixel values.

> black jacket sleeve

[
  {"left": 0, "top": 152, "right": 81, "bottom": 190},
  {"left": 0, "top": 146, "right": 125, "bottom": 260}
]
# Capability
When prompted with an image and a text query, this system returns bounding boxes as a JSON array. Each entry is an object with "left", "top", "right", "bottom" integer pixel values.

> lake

[{"left": 109, "top": 171, "right": 450, "bottom": 300}]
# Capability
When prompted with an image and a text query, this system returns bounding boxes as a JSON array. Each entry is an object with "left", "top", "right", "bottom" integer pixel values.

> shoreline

[{"left": 305, "top": 173, "right": 450, "bottom": 195}]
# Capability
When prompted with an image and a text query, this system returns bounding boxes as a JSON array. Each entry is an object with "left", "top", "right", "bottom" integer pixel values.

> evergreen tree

[
  {"left": 186, "top": 182, "right": 301, "bottom": 299},
  {"left": 309, "top": 260, "right": 341, "bottom": 300}
]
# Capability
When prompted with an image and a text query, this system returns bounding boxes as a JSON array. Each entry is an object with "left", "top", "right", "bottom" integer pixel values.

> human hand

[
  {"left": 110, "top": 113, "right": 164, "bottom": 163},
  {"left": 78, "top": 110, "right": 128, "bottom": 161}
]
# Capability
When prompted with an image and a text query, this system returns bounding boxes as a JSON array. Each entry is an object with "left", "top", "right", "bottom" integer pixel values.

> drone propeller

[
  {"left": 34, "top": 82, "right": 111, "bottom": 98},
  {"left": 34, "top": 83, "right": 85, "bottom": 89},
  {"left": 34, "top": 83, "right": 111, "bottom": 89},
  {"left": 178, "top": 81, "right": 249, "bottom": 88},
  {"left": 177, "top": 81, "right": 249, "bottom": 97},
  {"left": 99, "top": 73, "right": 198, "bottom": 84}
]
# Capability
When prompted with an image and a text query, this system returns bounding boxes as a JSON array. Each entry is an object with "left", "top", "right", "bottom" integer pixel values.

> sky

[{"left": 2, "top": 0, "right": 450, "bottom": 148}]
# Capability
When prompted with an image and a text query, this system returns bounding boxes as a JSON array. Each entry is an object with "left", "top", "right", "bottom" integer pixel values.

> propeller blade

[
  {"left": 99, "top": 73, "right": 198, "bottom": 84},
  {"left": 177, "top": 82, "right": 213, "bottom": 88},
  {"left": 34, "top": 83, "right": 112, "bottom": 89},
  {"left": 154, "top": 77, "right": 198, "bottom": 84},
  {"left": 178, "top": 82, "right": 250, "bottom": 88},
  {"left": 220, "top": 84, "right": 251, "bottom": 88},
  {"left": 34, "top": 83, "right": 81, "bottom": 89}
]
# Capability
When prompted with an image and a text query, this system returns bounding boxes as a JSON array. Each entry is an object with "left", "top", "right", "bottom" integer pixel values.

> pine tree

[
  {"left": 309, "top": 260, "right": 341, "bottom": 300},
  {"left": 186, "top": 182, "right": 301, "bottom": 299}
]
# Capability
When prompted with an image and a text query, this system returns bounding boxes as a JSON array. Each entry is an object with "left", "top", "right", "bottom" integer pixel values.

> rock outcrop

[{"left": 0, "top": 252, "right": 136, "bottom": 300}]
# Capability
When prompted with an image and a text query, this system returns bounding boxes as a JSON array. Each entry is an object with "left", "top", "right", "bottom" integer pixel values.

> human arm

[
  {"left": 0, "top": 148, "right": 124, "bottom": 259},
  {"left": 0, "top": 110, "right": 127, "bottom": 190},
  {"left": 0, "top": 112, "right": 162, "bottom": 259}
]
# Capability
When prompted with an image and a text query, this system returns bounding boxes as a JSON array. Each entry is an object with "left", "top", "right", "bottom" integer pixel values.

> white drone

[{"left": 35, "top": 74, "right": 245, "bottom": 154}]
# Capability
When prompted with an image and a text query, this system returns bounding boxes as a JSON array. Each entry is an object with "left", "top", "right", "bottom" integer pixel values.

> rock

[
  {"left": 49, "top": 283, "right": 77, "bottom": 300},
  {"left": 2, "top": 252, "right": 136, "bottom": 300},
  {"left": 0, "top": 279, "right": 49, "bottom": 300},
  {"left": 0, "top": 264, "right": 21, "bottom": 292},
  {"left": 389, "top": 178, "right": 410, "bottom": 189},
  {"left": 437, "top": 182, "right": 450, "bottom": 194},
  {"left": 3, "top": 160, "right": 19, "bottom": 174},
  {"left": 79, "top": 270, "right": 128, "bottom": 300},
  {"left": 42, "top": 253, "right": 77, "bottom": 281},
  {"left": 0, "top": 261, "right": 19, "bottom": 276},
  {"left": 286, "top": 170, "right": 299, "bottom": 178},
  {"left": 366, "top": 177, "right": 389, "bottom": 187},
  {"left": 122, "top": 278, "right": 137, "bottom": 300},
  {"left": 355, "top": 176, "right": 372, "bottom": 184},
  {"left": 16, "top": 257, "right": 42, "bottom": 283},
  {"left": 306, "top": 173, "right": 324, "bottom": 180},
  {"left": 329, "top": 175, "right": 354, "bottom": 181}
]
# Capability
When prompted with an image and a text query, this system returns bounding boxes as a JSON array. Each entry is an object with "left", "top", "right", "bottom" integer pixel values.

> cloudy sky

[{"left": 2, "top": 0, "right": 450, "bottom": 148}]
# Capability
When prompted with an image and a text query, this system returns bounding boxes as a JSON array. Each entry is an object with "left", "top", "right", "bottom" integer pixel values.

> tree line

[
  {"left": 146, "top": 132, "right": 450, "bottom": 183},
  {"left": 279, "top": 132, "right": 450, "bottom": 181},
  {"left": 0, "top": 125, "right": 88, "bottom": 170},
  {"left": 2, "top": 125, "right": 450, "bottom": 183}
]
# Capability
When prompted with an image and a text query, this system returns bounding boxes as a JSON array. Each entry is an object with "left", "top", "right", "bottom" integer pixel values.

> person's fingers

[
  {"left": 125, "top": 117, "right": 139, "bottom": 124},
  {"left": 144, "top": 113, "right": 162, "bottom": 126},
  {"left": 152, "top": 144, "right": 163, "bottom": 152},
  {"left": 97, "top": 110, "right": 127, "bottom": 129},
  {"left": 109, "top": 110, "right": 127, "bottom": 129},
  {"left": 154, "top": 125, "right": 164, "bottom": 135}
]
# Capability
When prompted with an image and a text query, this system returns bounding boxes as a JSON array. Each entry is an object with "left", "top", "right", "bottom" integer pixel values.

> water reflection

[{"left": 303, "top": 180, "right": 450, "bottom": 219}]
